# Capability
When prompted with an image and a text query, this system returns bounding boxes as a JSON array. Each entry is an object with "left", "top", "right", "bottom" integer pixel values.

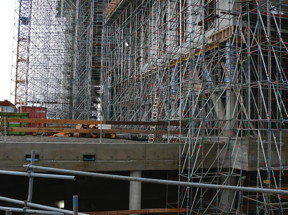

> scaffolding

[
  {"left": 13, "top": 0, "right": 103, "bottom": 119},
  {"left": 102, "top": 0, "right": 288, "bottom": 214}
]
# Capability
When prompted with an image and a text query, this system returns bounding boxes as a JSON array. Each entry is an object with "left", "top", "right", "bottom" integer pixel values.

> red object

[
  {"left": 19, "top": 106, "right": 47, "bottom": 128},
  {"left": 0, "top": 100, "right": 15, "bottom": 107}
]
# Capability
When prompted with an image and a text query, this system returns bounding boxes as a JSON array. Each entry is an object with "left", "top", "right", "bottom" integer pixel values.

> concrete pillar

[
  {"left": 5, "top": 210, "right": 12, "bottom": 215},
  {"left": 150, "top": 3, "right": 158, "bottom": 60},
  {"left": 211, "top": 93, "right": 225, "bottom": 121},
  {"left": 224, "top": 90, "right": 237, "bottom": 136},
  {"left": 224, "top": 42, "right": 237, "bottom": 136},
  {"left": 219, "top": 176, "right": 237, "bottom": 212},
  {"left": 166, "top": 0, "right": 177, "bottom": 53},
  {"left": 129, "top": 171, "right": 142, "bottom": 212}
]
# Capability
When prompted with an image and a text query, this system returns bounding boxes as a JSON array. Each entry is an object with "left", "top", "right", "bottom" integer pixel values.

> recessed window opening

[
  {"left": 25, "top": 154, "right": 40, "bottom": 162},
  {"left": 83, "top": 155, "right": 96, "bottom": 161}
]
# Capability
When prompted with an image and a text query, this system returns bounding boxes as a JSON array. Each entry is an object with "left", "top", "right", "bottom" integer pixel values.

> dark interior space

[{"left": 0, "top": 170, "right": 178, "bottom": 214}]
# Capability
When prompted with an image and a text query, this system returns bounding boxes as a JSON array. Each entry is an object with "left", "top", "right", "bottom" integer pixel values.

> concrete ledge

[
  {"left": 0, "top": 136, "right": 180, "bottom": 172},
  {"left": 180, "top": 137, "right": 288, "bottom": 171},
  {"left": 1, "top": 136, "right": 286, "bottom": 172}
]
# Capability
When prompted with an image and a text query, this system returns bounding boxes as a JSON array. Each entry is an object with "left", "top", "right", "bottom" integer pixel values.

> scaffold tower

[
  {"left": 13, "top": 0, "right": 103, "bottom": 119},
  {"left": 102, "top": 0, "right": 288, "bottom": 213}
]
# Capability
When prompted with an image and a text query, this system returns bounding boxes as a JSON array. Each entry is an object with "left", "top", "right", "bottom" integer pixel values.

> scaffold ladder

[{"left": 148, "top": 93, "right": 159, "bottom": 143}]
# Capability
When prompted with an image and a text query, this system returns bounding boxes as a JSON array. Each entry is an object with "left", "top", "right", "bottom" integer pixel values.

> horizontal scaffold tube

[
  {"left": 0, "top": 206, "right": 62, "bottom": 215},
  {"left": 24, "top": 165, "right": 288, "bottom": 196},
  {"left": 0, "top": 196, "right": 88, "bottom": 215},
  {"left": 0, "top": 170, "right": 75, "bottom": 180}
]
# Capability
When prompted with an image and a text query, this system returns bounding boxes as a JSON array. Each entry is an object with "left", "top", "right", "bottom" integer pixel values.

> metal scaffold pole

[{"left": 24, "top": 164, "right": 288, "bottom": 196}]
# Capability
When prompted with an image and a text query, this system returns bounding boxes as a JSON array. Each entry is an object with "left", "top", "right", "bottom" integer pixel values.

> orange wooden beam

[
  {"left": 0, "top": 118, "right": 180, "bottom": 126},
  {"left": 87, "top": 208, "right": 188, "bottom": 215},
  {"left": 0, "top": 127, "right": 182, "bottom": 135}
]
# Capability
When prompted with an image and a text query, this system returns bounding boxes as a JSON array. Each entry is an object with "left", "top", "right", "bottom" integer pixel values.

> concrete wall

[
  {"left": 0, "top": 136, "right": 180, "bottom": 172},
  {"left": 1, "top": 136, "right": 286, "bottom": 172}
]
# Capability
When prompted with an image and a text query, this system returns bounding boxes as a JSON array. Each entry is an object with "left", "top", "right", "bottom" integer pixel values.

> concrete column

[
  {"left": 219, "top": 176, "right": 237, "bottom": 212},
  {"left": 224, "top": 90, "right": 237, "bottom": 136},
  {"left": 224, "top": 41, "right": 237, "bottom": 137},
  {"left": 211, "top": 93, "right": 225, "bottom": 121},
  {"left": 150, "top": 3, "right": 158, "bottom": 60},
  {"left": 129, "top": 171, "right": 142, "bottom": 212},
  {"left": 166, "top": 0, "right": 177, "bottom": 53},
  {"left": 5, "top": 210, "right": 12, "bottom": 215}
]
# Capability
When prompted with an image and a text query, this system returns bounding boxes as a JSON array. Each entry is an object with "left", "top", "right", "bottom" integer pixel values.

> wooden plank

[
  {"left": 104, "top": 0, "right": 121, "bottom": 17},
  {"left": 0, "top": 118, "right": 180, "bottom": 126},
  {"left": 87, "top": 208, "right": 188, "bottom": 215},
  {"left": 106, "top": 120, "right": 180, "bottom": 126},
  {"left": 0, "top": 127, "right": 182, "bottom": 135},
  {"left": 0, "top": 118, "right": 106, "bottom": 125}
]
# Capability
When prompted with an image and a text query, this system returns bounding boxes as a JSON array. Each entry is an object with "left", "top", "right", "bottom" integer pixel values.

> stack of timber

[{"left": 0, "top": 118, "right": 181, "bottom": 138}]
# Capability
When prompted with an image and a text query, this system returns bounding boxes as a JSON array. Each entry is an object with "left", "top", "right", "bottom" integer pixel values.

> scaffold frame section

[
  {"left": 102, "top": 0, "right": 288, "bottom": 213},
  {"left": 13, "top": 0, "right": 103, "bottom": 120}
]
